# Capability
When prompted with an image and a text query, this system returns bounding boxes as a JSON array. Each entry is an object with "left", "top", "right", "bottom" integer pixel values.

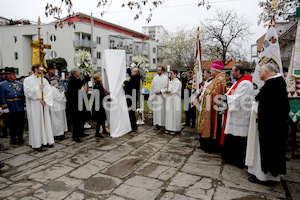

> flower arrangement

[
  {"left": 130, "top": 55, "right": 149, "bottom": 81},
  {"left": 75, "top": 49, "right": 93, "bottom": 79}
]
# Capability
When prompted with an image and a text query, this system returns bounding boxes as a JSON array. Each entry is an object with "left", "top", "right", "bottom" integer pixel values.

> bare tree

[
  {"left": 201, "top": 9, "right": 251, "bottom": 66},
  {"left": 258, "top": 0, "right": 300, "bottom": 26},
  {"left": 45, "top": 0, "right": 211, "bottom": 25},
  {"left": 162, "top": 27, "right": 200, "bottom": 68}
]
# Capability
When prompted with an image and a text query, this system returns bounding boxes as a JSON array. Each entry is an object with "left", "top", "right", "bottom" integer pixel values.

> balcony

[{"left": 74, "top": 39, "right": 97, "bottom": 49}]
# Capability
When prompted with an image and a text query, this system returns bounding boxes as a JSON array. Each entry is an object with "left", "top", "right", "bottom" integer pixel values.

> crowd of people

[{"left": 0, "top": 60, "right": 291, "bottom": 185}]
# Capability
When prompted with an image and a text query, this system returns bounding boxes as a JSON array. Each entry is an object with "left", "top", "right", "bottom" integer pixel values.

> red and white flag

[{"left": 253, "top": 18, "right": 283, "bottom": 95}]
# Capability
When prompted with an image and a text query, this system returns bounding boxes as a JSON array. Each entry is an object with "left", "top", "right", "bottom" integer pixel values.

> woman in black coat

[{"left": 92, "top": 73, "right": 109, "bottom": 137}]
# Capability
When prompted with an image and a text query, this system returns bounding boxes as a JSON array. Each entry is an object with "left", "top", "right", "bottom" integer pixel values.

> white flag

[{"left": 253, "top": 18, "right": 283, "bottom": 95}]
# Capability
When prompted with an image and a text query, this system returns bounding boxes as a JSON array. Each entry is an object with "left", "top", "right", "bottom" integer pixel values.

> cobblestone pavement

[{"left": 0, "top": 125, "right": 299, "bottom": 200}]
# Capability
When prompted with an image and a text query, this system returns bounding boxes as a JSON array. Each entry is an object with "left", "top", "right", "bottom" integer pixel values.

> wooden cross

[{"left": 30, "top": 17, "right": 51, "bottom": 66}]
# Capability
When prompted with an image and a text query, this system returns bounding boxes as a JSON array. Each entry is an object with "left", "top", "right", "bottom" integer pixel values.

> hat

[
  {"left": 187, "top": 68, "right": 193, "bottom": 73},
  {"left": 48, "top": 63, "right": 56, "bottom": 70},
  {"left": 4, "top": 67, "right": 16, "bottom": 74},
  {"left": 211, "top": 60, "right": 224, "bottom": 71}
]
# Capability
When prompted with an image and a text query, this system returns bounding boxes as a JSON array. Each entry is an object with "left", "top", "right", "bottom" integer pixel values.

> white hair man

[{"left": 246, "top": 63, "right": 290, "bottom": 184}]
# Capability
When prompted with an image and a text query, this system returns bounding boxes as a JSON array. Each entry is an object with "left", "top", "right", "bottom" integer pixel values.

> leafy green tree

[{"left": 46, "top": 57, "right": 68, "bottom": 75}]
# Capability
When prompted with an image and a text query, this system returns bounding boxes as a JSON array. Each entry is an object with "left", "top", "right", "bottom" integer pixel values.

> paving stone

[
  {"left": 4, "top": 154, "right": 36, "bottom": 167},
  {"left": 64, "top": 192, "right": 85, "bottom": 200},
  {"left": 69, "top": 159, "right": 110, "bottom": 179},
  {"left": 60, "top": 143, "right": 91, "bottom": 154},
  {"left": 222, "top": 164, "right": 286, "bottom": 199},
  {"left": 186, "top": 151, "right": 222, "bottom": 165},
  {"left": 148, "top": 151, "right": 186, "bottom": 167},
  {"left": 106, "top": 194, "right": 127, "bottom": 200},
  {"left": 104, "top": 156, "right": 145, "bottom": 178},
  {"left": 96, "top": 138, "right": 127, "bottom": 151},
  {"left": 30, "top": 144, "right": 67, "bottom": 158},
  {"left": 78, "top": 173, "right": 122, "bottom": 195},
  {"left": 160, "top": 143, "right": 194, "bottom": 156},
  {"left": 62, "top": 149, "right": 105, "bottom": 167},
  {"left": 286, "top": 181, "right": 300, "bottom": 200},
  {"left": 113, "top": 184, "right": 161, "bottom": 200},
  {"left": 28, "top": 164, "right": 73, "bottom": 184},
  {"left": 20, "top": 197, "right": 40, "bottom": 200},
  {"left": 0, "top": 181, "right": 36, "bottom": 198},
  {"left": 5, "top": 145, "right": 33, "bottom": 155},
  {"left": 181, "top": 162, "right": 221, "bottom": 179},
  {"left": 34, "top": 176, "right": 82, "bottom": 200},
  {"left": 123, "top": 134, "right": 153, "bottom": 149},
  {"left": 169, "top": 172, "right": 200, "bottom": 188},
  {"left": 0, "top": 176, "right": 9, "bottom": 184},
  {"left": 98, "top": 145, "right": 135, "bottom": 163},
  {"left": 160, "top": 192, "right": 198, "bottom": 200},
  {"left": 130, "top": 142, "right": 164, "bottom": 158},
  {"left": 8, "top": 152, "right": 70, "bottom": 182},
  {"left": 185, "top": 183, "right": 214, "bottom": 200},
  {"left": 0, "top": 152, "right": 14, "bottom": 161},
  {"left": 214, "top": 186, "right": 265, "bottom": 200},
  {"left": 124, "top": 175, "right": 163, "bottom": 190},
  {"left": 168, "top": 137, "right": 198, "bottom": 146},
  {"left": 283, "top": 168, "right": 300, "bottom": 183},
  {"left": 135, "top": 162, "right": 178, "bottom": 180},
  {"left": 149, "top": 136, "right": 171, "bottom": 144}
]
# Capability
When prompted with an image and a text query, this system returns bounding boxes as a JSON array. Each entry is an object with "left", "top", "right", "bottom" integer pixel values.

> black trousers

[
  {"left": 8, "top": 111, "right": 25, "bottom": 142},
  {"left": 1, "top": 113, "right": 9, "bottom": 137},
  {"left": 185, "top": 105, "right": 196, "bottom": 126},
  {"left": 71, "top": 112, "right": 85, "bottom": 139},
  {"left": 129, "top": 110, "right": 137, "bottom": 131}
]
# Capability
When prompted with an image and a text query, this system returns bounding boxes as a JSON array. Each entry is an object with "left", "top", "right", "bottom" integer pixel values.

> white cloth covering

[
  {"left": 225, "top": 80, "right": 254, "bottom": 137},
  {"left": 246, "top": 101, "right": 281, "bottom": 182},
  {"left": 149, "top": 74, "right": 168, "bottom": 126},
  {"left": 162, "top": 78, "right": 182, "bottom": 132},
  {"left": 50, "top": 86, "right": 67, "bottom": 136},
  {"left": 24, "top": 75, "right": 54, "bottom": 148},
  {"left": 102, "top": 50, "right": 131, "bottom": 137}
]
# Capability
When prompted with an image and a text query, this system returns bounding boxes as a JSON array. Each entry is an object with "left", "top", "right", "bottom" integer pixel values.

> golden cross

[{"left": 30, "top": 17, "right": 51, "bottom": 66}]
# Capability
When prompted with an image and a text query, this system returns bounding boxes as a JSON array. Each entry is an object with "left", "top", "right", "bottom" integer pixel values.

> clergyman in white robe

[
  {"left": 149, "top": 72, "right": 168, "bottom": 128},
  {"left": 162, "top": 77, "right": 182, "bottom": 133},
  {"left": 24, "top": 74, "right": 54, "bottom": 149},
  {"left": 50, "top": 84, "right": 67, "bottom": 137},
  {"left": 222, "top": 76, "right": 254, "bottom": 168}
]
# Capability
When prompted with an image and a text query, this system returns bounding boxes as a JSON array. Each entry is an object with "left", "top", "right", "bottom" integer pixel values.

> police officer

[
  {"left": 0, "top": 67, "right": 25, "bottom": 145},
  {"left": 181, "top": 69, "right": 196, "bottom": 128}
]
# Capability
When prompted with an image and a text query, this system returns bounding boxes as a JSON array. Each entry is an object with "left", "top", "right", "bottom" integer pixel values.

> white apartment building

[
  {"left": 0, "top": 13, "right": 165, "bottom": 76},
  {"left": 142, "top": 26, "right": 168, "bottom": 44}
]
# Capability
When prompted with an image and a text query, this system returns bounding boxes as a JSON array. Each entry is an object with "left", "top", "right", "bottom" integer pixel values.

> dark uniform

[
  {"left": 181, "top": 69, "right": 196, "bottom": 128},
  {"left": 0, "top": 68, "right": 8, "bottom": 137},
  {"left": 0, "top": 67, "right": 25, "bottom": 144}
]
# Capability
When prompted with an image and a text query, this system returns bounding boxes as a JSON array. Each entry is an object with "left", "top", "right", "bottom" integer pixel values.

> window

[
  {"left": 87, "top": 35, "right": 91, "bottom": 41},
  {"left": 13, "top": 36, "right": 17, "bottom": 43},
  {"left": 14, "top": 52, "right": 18, "bottom": 60},
  {"left": 50, "top": 51, "right": 57, "bottom": 59},
  {"left": 97, "top": 37, "right": 101, "bottom": 44},
  {"left": 153, "top": 58, "right": 156, "bottom": 64},
  {"left": 110, "top": 40, "right": 115, "bottom": 49},
  {"left": 50, "top": 34, "right": 56, "bottom": 42},
  {"left": 97, "top": 52, "right": 101, "bottom": 59},
  {"left": 129, "top": 56, "right": 132, "bottom": 62},
  {"left": 153, "top": 47, "right": 156, "bottom": 53}
]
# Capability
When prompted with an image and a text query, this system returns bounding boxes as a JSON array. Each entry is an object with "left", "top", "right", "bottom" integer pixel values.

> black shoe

[
  {"left": 103, "top": 131, "right": 110, "bottom": 135},
  {"left": 80, "top": 133, "right": 89, "bottom": 137},
  {"left": 10, "top": 140, "right": 17, "bottom": 145},
  {"left": 34, "top": 147, "right": 47, "bottom": 152},
  {"left": 248, "top": 175, "right": 263, "bottom": 184},
  {"left": 95, "top": 133, "right": 104, "bottom": 138},
  {"left": 18, "top": 139, "right": 24, "bottom": 145},
  {"left": 58, "top": 135, "right": 65, "bottom": 141},
  {"left": 154, "top": 125, "right": 160, "bottom": 130},
  {"left": 0, "top": 135, "right": 7, "bottom": 138},
  {"left": 73, "top": 138, "right": 82, "bottom": 143},
  {"left": 191, "top": 125, "right": 195, "bottom": 128},
  {"left": 183, "top": 123, "right": 190, "bottom": 126},
  {"left": 45, "top": 144, "right": 54, "bottom": 148}
]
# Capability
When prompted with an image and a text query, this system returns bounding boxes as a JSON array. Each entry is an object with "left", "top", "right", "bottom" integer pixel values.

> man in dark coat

[
  {"left": 66, "top": 67, "right": 90, "bottom": 142},
  {"left": 248, "top": 63, "right": 290, "bottom": 183},
  {"left": 122, "top": 67, "right": 140, "bottom": 132}
]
